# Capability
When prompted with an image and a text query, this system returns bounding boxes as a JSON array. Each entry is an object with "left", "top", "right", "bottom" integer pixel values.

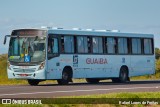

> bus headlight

[
  {"left": 38, "top": 62, "right": 45, "bottom": 70},
  {"left": 7, "top": 62, "right": 11, "bottom": 70}
]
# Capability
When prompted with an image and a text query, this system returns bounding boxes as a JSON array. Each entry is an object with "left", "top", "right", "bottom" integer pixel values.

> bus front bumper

[{"left": 7, "top": 68, "right": 46, "bottom": 80}]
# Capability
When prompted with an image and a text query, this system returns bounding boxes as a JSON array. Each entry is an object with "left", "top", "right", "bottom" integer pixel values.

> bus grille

[{"left": 13, "top": 68, "right": 36, "bottom": 73}]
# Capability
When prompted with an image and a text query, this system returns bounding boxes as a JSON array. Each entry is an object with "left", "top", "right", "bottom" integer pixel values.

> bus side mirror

[{"left": 4, "top": 35, "right": 10, "bottom": 45}]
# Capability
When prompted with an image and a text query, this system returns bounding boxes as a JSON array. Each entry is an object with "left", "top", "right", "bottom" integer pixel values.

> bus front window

[{"left": 8, "top": 36, "right": 46, "bottom": 63}]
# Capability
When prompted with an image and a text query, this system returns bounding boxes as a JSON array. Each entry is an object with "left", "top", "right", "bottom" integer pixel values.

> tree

[
  {"left": 156, "top": 58, "right": 160, "bottom": 72},
  {"left": 155, "top": 48, "right": 160, "bottom": 59}
]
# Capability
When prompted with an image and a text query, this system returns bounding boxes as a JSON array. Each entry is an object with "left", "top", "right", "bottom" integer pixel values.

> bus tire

[
  {"left": 119, "top": 67, "right": 128, "bottom": 83},
  {"left": 86, "top": 78, "right": 99, "bottom": 84},
  {"left": 57, "top": 70, "right": 71, "bottom": 85},
  {"left": 27, "top": 79, "right": 39, "bottom": 86}
]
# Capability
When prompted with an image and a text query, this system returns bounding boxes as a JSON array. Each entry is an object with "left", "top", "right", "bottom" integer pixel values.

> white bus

[{"left": 4, "top": 28, "right": 155, "bottom": 85}]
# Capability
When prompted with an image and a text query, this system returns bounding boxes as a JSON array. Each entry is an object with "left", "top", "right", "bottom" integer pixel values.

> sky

[{"left": 0, "top": 0, "right": 160, "bottom": 54}]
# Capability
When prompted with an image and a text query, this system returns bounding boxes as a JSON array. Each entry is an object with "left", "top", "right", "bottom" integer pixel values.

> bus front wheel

[
  {"left": 57, "top": 71, "right": 70, "bottom": 85},
  {"left": 27, "top": 79, "right": 39, "bottom": 86}
]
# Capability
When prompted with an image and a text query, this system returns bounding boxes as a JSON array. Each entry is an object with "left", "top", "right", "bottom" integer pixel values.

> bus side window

[
  {"left": 144, "top": 38, "right": 153, "bottom": 54},
  {"left": 64, "top": 36, "right": 74, "bottom": 53},
  {"left": 92, "top": 37, "right": 103, "bottom": 54},
  {"left": 132, "top": 38, "right": 142, "bottom": 54},
  {"left": 61, "top": 35, "right": 74, "bottom": 53},
  {"left": 118, "top": 38, "right": 128, "bottom": 54},
  {"left": 77, "top": 36, "right": 88, "bottom": 53},
  {"left": 107, "top": 37, "right": 116, "bottom": 54}
]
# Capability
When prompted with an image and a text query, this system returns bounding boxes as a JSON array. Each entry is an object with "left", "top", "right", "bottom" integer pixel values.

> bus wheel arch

[
  {"left": 119, "top": 65, "right": 129, "bottom": 83},
  {"left": 57, "top": 66, "right": 73, "bottom": 85}
]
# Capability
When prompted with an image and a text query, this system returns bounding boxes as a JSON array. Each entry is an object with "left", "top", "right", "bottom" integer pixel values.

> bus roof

[
  {"left": 48, "top": 29, "right": 154, "bottom": 38},
  {"left": 12, "top": 28, "right": 154, "bottom": 38}
]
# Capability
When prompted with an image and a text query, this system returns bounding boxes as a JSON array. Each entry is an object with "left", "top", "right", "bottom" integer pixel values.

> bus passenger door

[{"left": 47, "top": 36, "right": 61, "bottom": 79}]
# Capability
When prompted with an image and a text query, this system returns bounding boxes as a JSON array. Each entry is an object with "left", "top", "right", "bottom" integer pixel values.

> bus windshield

[{"left": 8, "top": 36, "right": 46, "bottom": 63}]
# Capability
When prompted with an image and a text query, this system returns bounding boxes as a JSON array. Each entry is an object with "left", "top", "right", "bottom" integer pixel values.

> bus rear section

[{"left": 46, "top": 30, "right": 155, "bottom": 85}]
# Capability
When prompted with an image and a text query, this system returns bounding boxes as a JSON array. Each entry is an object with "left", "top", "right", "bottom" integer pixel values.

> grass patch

[
  {"left": 131, "top": 73, "right": 160, "bottom": 80},
  {"left": 65, "top": 92, "right": 160, "bottom": 98}
]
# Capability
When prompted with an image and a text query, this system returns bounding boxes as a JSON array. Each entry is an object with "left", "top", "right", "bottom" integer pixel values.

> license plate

[
  {"left": 19, "top": 66, "right": 29, "bottom": 69},
  {"left": 19, "top": 74, "right": 28, "bottom": 77}
]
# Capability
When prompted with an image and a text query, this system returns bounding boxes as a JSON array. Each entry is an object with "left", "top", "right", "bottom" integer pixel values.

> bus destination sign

[{"left": 12, "top": 29, "right": 46, "bottom": 36}]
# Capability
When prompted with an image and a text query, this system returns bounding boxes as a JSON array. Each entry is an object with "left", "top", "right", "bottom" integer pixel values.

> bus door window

[{"left": 48, "top": 37, "right": 58, "bottom": 54}]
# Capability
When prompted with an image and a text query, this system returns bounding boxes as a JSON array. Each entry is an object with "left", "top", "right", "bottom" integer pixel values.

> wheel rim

[
  {"left": 120, "top": 68, "right": 127, "bottom": 82},
  {"left": 122, "top": 71, "right": 126, "bottom": 81},
  {"left": 63, "top": 72, "right": 68, "bottom": 80}
]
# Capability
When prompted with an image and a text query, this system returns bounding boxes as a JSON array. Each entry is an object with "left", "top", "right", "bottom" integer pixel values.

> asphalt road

[{"left": 0, "top": 80, "right": 160, "bottom": 98}]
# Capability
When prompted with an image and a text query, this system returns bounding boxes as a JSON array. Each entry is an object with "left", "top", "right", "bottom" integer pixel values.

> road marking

[
  {"left": 0, "top": 86, "right": 28, "bottom": 90},
  {"left": 0, "top": 86, "right": 159, "bottom": 97}
]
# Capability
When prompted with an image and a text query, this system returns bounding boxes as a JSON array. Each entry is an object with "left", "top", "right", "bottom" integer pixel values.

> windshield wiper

[{"left": 34, "top": 36, "right": 38, "bottom": 41}]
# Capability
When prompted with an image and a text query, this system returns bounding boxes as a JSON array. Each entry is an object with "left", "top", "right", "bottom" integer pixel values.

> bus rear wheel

[
  {"left": 86, "top": 78, "right": 100, "bottom": 84},
  {"left": 27, "top": 79, "right": 39, "bottom": 86},
  {"left": 119, "top": 67, "right": 128, "bottom": 83},
  {"left": 57, "top": 71, "right": 70, "bottom": 85},
  {"left": 112, "top": 67, "right": 129, "bottom": 83}
]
